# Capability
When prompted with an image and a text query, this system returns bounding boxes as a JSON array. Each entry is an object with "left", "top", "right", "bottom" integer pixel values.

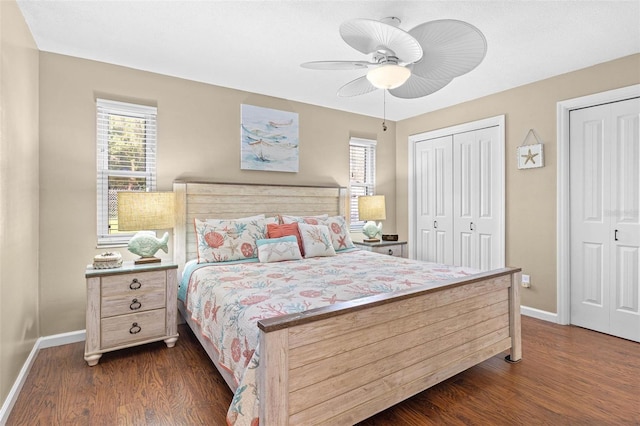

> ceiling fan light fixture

[{"left": 366, "top": 64, "right": 410, "bottom": 89}]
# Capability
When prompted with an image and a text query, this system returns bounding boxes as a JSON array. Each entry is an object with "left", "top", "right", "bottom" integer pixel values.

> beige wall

[
  {"left": 0, "top": 0, "right": 40, "bottom": 404},
  {"left": 38, "top": 52, "right": 396, "bottom": 335},
  {"left": 396, "top": 54, "right": 640, "bottom": 313}
]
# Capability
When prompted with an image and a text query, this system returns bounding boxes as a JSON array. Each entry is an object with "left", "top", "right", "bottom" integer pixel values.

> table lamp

[
  {"left": 117, "top": 191, "right": 175, "bottom": 264},
  {"left": 358, "top": 195, "right": 386, "bottom": 242}
]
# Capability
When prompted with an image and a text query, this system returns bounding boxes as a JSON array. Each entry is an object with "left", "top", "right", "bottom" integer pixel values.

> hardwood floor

[{"left": 7, "top": 316, "right": 640, "bottom": 425}]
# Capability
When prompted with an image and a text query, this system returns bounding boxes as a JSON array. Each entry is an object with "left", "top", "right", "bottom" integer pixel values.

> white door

[
  {"left": 453, "top": 127, "right": 503, "bottom": 270},
  {"left": 412, "top": 118, "right": 504, "bottom": 271},
  {"left": 415, "top": 136, "right": 453, "bottom": 264},
  {"left": 570, "top": 97, "right": 640, "bottom": 342}
]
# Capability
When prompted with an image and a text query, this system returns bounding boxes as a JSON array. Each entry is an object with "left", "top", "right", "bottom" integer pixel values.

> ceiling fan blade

[
  {"left": 340, "top": 19, "right": 423, "bottom": 64},
  {"left": 337, "top": 75, "right": 378, "bottom": 97},
  {"left": 388, "top": 74, "right": 451, "bottom": 99},
  {"left": 301, "top": 60, "right": 373, "bottom": 70},
  {"left": 409, "top": 19, "right": 487, "bottom": 80}
]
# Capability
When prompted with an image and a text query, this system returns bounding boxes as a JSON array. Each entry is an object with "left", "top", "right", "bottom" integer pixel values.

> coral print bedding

[{"left": 180, "top": 249, "right": 478, "bottom": 425}]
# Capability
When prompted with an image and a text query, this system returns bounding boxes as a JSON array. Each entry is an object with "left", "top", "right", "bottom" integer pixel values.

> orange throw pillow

[{"left": 267, "top": 223, "right": 304, "bottom": 257}]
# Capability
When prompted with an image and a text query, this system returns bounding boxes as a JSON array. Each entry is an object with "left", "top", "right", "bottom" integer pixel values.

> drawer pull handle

[
  {"left": 129, "top": 299, "right": 142, "bottom": 310},
  {"left": 129, "top": 279, "right": 142, "bottom": 290},
  {"left": 129, "top": 323, "right": 141, "bottom": 334},
  {"left": 388, "top": 249, "right": 393, "bottom": 256}
]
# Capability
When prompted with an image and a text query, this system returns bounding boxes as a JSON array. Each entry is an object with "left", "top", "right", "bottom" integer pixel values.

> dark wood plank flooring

[{"left": 7, "top": 316, "right": 640, "bottom": 425}]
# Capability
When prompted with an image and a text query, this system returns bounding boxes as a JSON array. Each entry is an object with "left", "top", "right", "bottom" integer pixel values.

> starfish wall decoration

[
  {"left": 517, "top": 129, "right": 545, "bottom": 169},
  {"left": 517, "top": 142, "right": 544, "bottom": 169}
]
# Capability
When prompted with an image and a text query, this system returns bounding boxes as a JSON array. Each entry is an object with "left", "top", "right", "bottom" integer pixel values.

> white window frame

[
  {"left": 349, "top": 137, "right": 377, "bottom": 231},
  {"left": 96, "top": 99, "right": 158, "bottom": 247}
]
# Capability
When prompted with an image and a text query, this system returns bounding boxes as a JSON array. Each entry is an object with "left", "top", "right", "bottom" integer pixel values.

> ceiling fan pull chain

[{"left": 382, "top": 90, "right": 388, "bottom": 131}]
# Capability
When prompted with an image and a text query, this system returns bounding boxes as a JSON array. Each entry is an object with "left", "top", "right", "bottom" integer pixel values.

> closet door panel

[
  {"left": 415, "top": 136, "right": 453, "bottom": 264},
  {"left": 453, "top": 132, "right": 477, "bottom": 268},
  {"left": 453, "top": 127, "right": 501, "bottom": 270},
  {"left": 609, "top": 99, "right": 640, "bottom": 341},
  {"left": 475, "top": 127, "right": 502, "bottom": 270},
  {"left": 570, "top": 106, "right": 611, "bottom": 332}
]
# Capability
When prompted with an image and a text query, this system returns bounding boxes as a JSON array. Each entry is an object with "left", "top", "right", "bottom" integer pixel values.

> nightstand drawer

[
  {"left": 354, "top": 241, "right": 407, "bottom": 258},
  {"left": 372, "top": 244, "right": 404, "bottom": 257},
  {"left": 101, "top": 270, "right": 166, "bottom": 297},
  {"left": 101, "top": 289, "right": 166, "bottom": 318},
  {"left": 101, "top": 309, "right": 166, "bottom": 348}
]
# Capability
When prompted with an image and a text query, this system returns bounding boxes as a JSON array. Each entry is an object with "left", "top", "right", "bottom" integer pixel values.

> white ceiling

[{"left": 16, "top": 0, "right": 640, "bottom": 121}]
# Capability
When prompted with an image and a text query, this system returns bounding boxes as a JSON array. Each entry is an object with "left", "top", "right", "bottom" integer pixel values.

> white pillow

[
  {"left": 256, "top": 236, "right": 302, "bottom": 263},
  {"left": 298, "top": 223, "right": 336, "bottom": 258}
]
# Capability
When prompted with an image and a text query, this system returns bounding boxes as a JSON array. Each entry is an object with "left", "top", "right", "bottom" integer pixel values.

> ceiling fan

[{"left": 301, "top": 17, "right": 487, "bottom": 99}]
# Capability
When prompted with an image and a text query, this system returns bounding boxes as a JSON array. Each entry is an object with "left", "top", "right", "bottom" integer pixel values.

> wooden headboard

[{"left": 173, "top": 181, "right": 348, "bottom": 270}]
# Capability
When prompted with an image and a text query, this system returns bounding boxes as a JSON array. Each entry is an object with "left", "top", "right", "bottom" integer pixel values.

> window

[
  {"left": 96, "top": 99, "right": 157, "bottom": 246},
  {"left": 349, "top": 137, "right": 377, "bottom": 231}
]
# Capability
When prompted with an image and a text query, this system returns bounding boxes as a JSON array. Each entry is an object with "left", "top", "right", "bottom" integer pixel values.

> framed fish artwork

[{"left": 240, "top": 104, "right": 299, "bottom": 172}]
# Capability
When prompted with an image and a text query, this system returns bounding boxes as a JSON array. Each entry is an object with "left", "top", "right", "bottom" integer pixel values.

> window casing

[
  {"left": 349, "top": 137, "right": 377, "bottom": 231},
  {"left": 96, "top": 99, "right": 157, "bottom": 246}
]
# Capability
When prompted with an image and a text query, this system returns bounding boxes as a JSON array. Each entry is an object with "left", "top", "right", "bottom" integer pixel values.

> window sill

[{"left": 96, "top": 242, "right": 128, "bottom": 250}]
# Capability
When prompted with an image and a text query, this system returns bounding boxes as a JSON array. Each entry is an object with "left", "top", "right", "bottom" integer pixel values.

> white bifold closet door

[
  {"left": 414, "top": 126, "right": 503, "bottom": 271},
  {"left": 453, "top": 128, "right": 503, "bottom": 270},
  {"left": 570, "top": 97, "right": 640, "bottom": 342},
  {"left": 415, "top": 135, "right": 453, "bottom": 265}
]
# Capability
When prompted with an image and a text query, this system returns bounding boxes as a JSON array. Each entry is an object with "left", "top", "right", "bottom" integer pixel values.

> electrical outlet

[{"left": 521, "top": 274, "right": 531, "bottom": 288}]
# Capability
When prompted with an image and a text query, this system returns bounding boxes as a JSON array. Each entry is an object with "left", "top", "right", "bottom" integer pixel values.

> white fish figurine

[
  {"left": 362, "top": 221, "right": 383, "bottom": 240},
  {"left": 128, "top": 231, "right": 169, "bottom": 259}
]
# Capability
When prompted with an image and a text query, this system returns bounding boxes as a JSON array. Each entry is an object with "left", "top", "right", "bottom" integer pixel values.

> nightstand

[
  {"left": 84, "top": 262, "right": 179, "bottom": 366},
  {"left": 354, "top": 240, "right": 407, "bottom": 258}
]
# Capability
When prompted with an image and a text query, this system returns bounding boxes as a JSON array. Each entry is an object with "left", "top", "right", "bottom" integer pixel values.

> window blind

[
  {"left": 96, "top": 99, "right": 158, "bottom": 246},
  {"left": 349, "top": 137, "right": 376, "bottom": 231}
]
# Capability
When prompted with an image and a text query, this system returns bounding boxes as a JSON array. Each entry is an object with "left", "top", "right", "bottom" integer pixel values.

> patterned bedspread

[{"left": 181, "top": 249, "right": 478, "bottom": 425}]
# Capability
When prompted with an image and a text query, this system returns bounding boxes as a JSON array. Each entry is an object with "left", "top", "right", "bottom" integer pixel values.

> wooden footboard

[{"left": 258, "top": 267, "right": 521, "bottom": 425}]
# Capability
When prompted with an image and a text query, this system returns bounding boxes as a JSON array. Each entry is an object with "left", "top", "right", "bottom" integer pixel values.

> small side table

[
  {"left": 84, "top": 261, "right": 179, "bottom": 366},
  {"left": 354, "top": 240, "right": 407, "bottom": 258}
]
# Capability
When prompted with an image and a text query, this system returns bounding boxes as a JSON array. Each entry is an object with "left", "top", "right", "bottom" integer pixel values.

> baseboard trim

[
  {"left": 521, "top": 305, "right": 558, "bottom": 323},
  {"left": 0, "top": 330, "right": 85, "bottom": 424},
  {"left": 38, "top": 329, "right": 86, "bottom": 349}
]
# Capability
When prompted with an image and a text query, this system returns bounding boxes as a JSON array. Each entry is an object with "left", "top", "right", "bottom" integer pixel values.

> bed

[{"left": 174, "top": 181, "right": 522, "bottom": 425}]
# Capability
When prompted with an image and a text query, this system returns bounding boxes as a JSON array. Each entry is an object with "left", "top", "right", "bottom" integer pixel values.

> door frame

[
  {"left": 408, "top": 115, "right": 505, "bottom": 261},
  {"left": 556, "top": 84, "right": 640, "bottom": 325}
]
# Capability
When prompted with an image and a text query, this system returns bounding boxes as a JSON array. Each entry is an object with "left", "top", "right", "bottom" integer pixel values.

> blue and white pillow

[{"left": 256, "top": 236, "right": 303, "bottom": 263}]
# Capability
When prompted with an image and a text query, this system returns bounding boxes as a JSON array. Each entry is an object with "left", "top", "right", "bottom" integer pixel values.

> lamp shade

[
  {"left": 366, "top": 64, "right": 411, "bottom": 89},
  {"left": 117, "top": 191, "right": 175, "bottom": 231},
  {"left": 358, "top": 195, "right": 386, "bottom": 221}
]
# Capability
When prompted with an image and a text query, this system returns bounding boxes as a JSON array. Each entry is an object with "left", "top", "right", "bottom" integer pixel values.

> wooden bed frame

[{"left": 173, "top": 181, "right": 522, "bottom": 425}]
